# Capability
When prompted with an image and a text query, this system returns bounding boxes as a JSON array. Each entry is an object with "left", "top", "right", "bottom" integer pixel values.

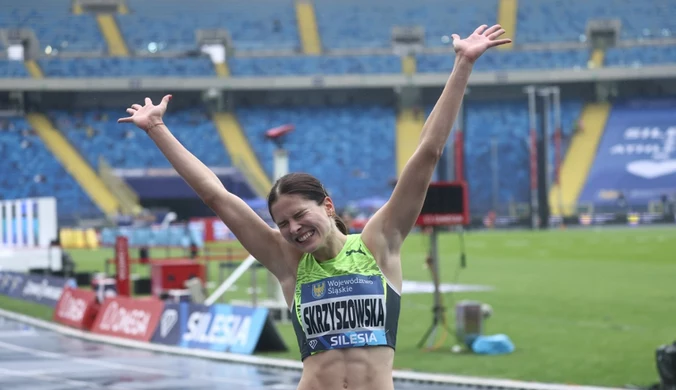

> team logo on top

[{"left": 311, "top": 281, "right": 326, "bottom": 299}]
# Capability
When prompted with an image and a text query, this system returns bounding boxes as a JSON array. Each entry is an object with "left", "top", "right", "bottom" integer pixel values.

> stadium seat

[
  {"left": 0, "top": 117, "right": 102, "bottom": 222},
  {"left": 100, "top": 225, "right": 204, "bottom": 248},
  {"left": 314, "top": 0, "right": 498, "bottom": 49},
  {"left": 48, "top": 108, "right": 231, "bottom": 170},
  {"left": 117, "top": 0, "right": 300, "bottom": 53},
  {"left": 0, "top": 0, "right": 105, "bottom": 53},
  {"left": 0, "top": 60, "right": 29, "bottom": 78},
  {"left": 38, "top": 57, "right": 216, "bottom": 77},
  {"left": 417, "top": 48, "right": 590, "bottom": 73},
  {"left": 235, "top": 105, "right": 396, "bottom": 207},
  {"left": 605, "top": 45, "right": 676, "bottom": 67},
  {"left": 428, "top": 100, "right": 583, "bottom": 215},
  {"left": 517, "top": 0, "right": 676, "bottom": 44},
  {"left": 229, "top": 55, "right": 401, "bottom": 76}
]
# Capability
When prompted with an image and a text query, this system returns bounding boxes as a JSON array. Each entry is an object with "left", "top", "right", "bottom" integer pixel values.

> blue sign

[
  {"left": 0, "top": 271, "right": 74, "bottom": 308},
  {"left": 0, "top": 272, "right": 26, "bottom": 299},
  {"left": 149, "top": 302, "right": 272, "bottom": 355},
  {"left": 579, "top": 99, "right": 676, "bottom": 206},
  {"left": 150, "top": 303, "right": 182, "bottom": 346}
]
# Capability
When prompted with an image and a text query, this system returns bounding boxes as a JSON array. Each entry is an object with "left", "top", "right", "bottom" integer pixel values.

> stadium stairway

[
  {"left": 97, "top": 13, "right": 129, "bottom": 56},
  {"left": 497, "top": 0, "right": 517, "bottom": 50},
  {"left": 402, "top": 55, "right": 416, "bottom": 76},
  {"left": 396, "top": 108, "right": 425, "bottom": 177},
  {"left": 214, "top": 62, "right": 230, "bottom": 77},
  {"left": 589, "top": 48, "right": 605, "bottom": 68},
  {"left": 548, "top": 102, "right": 610, "bottom": 216},
  {"left": 26, "top": 113, "right": 120, "bottom": 217},
  {"left": 117, "top": 2, "right": 129, "bottom": 14},
  {"left": 212, "top": 112, "right": 272, "bottom": 198},
  {"left": 296, "top": 0, "right": 322, "bottom": 55},
  {"left": 24, "top": 60, "right": 43, "bottom": 78}
]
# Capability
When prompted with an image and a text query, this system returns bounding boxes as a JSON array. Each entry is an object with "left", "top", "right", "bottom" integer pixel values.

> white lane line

[
  {"left": 0, "top": 367, "right": 101, "bottom": 388},
  {"left": 0, "top": 329, "right": 38, "bottom": 338},
  {"left": 0, "top": 340, "right": 256, "bottom": 387}
]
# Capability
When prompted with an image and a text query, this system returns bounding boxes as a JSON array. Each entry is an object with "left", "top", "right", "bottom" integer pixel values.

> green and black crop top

[{"left": 290, "top": 234, "right": 401, "bottom": 361}]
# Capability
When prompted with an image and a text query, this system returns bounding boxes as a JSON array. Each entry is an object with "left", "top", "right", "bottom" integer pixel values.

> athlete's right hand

[{"left": 118, "top": 94, "right": 172, "bottom": 133}]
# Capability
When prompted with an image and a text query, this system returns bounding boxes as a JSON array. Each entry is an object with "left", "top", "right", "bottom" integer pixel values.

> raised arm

[
  {"left": 118, "top": 96, "right": 292, "bottom": 280},
  {"left": 363, "top": 25, "right": 511, "bottom": 256}
]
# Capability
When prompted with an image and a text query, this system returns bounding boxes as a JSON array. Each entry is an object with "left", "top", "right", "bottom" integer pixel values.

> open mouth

[{"left": 296, "top": 230, "right": 315, "bottom": 243}]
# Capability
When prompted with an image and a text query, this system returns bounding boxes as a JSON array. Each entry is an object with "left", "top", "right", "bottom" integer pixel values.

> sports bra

[{"left": 289, "top": 234, "right": 401, "bottom": 361}]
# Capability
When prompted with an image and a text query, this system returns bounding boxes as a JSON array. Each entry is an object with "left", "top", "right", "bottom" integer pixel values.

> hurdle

[{"left": 0, "top": 197, "right": 62, "bottom": 273}]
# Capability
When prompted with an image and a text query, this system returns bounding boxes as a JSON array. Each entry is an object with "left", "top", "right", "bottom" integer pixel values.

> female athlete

[{"left": 119, "top": 24, "right": 510, "bottom": 390}]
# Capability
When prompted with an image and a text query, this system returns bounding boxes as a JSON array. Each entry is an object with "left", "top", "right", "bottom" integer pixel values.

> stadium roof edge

[{"left": 0, "top": 65, "right": 674, "bottom": 91}]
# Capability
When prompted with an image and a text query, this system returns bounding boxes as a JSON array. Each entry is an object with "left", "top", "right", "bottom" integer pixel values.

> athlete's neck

[{"left": 312, "top": 231, "right": 347, "bottom": 262}]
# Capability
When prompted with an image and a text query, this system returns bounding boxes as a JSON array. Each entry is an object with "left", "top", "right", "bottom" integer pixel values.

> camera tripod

[{"left": 416, "top": 225, "right": 467, "bottom": 350}]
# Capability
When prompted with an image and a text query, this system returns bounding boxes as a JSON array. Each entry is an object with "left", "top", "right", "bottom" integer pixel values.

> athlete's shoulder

[{"left": 343, "top": 234, "right": 374, "bottom": 259}]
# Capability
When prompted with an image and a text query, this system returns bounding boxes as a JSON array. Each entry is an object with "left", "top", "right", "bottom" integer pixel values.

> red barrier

[
  {"left": 151, "top": 259, "right": 205, "bottom": 297},
  {"left": 91, "top": 295, "right": 164, "bottom": 341},
  {"left": 115, "top": 236, "right": 130, "bottom": 296},
  {"left": 53, "top": 287, "right": 100, "bottom": 330}
]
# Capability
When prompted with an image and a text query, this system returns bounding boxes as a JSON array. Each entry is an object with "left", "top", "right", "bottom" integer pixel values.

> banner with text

[
  {"left": 53, "top": 287, "right": 100, "bottom": 330},
  {"left": 0, "top": 271, "right": 74, "bottom": 308},
  {"left": 0, "top": 271, "right": 26, "bottom": 300},
  {"left": 91, "top": 296, "right": 165, "bottom": 341},
  {"left": 579, "top": 99, "right": 676, "bottom": 206},
  {"left": 149, "top": 302, "right": 287, "bottom": 355}
]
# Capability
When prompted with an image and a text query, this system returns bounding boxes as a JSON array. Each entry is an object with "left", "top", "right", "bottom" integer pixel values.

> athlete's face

[{"left": 271, "top": 194, "right": 335, "bottom": 252}]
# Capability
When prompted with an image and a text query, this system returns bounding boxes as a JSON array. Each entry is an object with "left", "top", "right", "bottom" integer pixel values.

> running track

[{"left": 0, "top": 316, "right": 454, "bottom": 390}]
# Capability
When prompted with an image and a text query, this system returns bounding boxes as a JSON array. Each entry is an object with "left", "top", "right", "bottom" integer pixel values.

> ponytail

[{"left": 333, "top": 215, "right": 349, "bottom": 235}]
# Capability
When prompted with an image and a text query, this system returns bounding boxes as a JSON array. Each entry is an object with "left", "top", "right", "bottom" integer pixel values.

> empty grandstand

[
  {"left": 1, "top": 0, "right": 675, "bottom": 225},
  {"left": 0, "top": 1, "right": 675, "bottom": 389}
]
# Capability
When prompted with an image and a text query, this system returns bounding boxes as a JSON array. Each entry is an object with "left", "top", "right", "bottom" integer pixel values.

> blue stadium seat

[
  {"left": 0, "top": 117, "right": 101, "bottom": 221},
  {"left": 229, "top": 55, "right": 401, "bottom": 76},
  {"left": 417, "top": 48, "right": 589, "bottom": 73},
  {"left": 428, "top": 99, "right": 583, "bottom": 215},
  {"left": 314, "top": 0, "right": 498, "bottom": 49},
  {"left": 605, "top": 45, "right": 676, "bottom": 67},
  {"left": 48, "top": 107, "right": 230, "bottom": 170},
  {"left": 38, "top": 57, "right": 216, "bottom": 77},
  {"left": 517, "top": 0, "right": 676, "bottom": 44},
  {"left": 0, "top": 60, "right": 29, "bottom": 78},
  {"left": 118, "top": 0, "right": 299, "bottom": 53},
  {"left": 235, "top": 105, "right": 396, "bottom": 207},
  {"left": 100, "top": 225, "right": 203, "bottom": 248},
  {"left": 0, "top": 0, "right": 105, "bottom": 53}
]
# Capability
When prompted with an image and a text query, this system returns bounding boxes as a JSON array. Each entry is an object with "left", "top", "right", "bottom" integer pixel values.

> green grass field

[{"left": 1, "top": 226, "right": 674, "bottom": 387}]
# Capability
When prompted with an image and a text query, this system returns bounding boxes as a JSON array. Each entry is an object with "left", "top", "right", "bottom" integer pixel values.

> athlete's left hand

[{"left": 452, "top": 24, "right": 511, "bottom": 63}]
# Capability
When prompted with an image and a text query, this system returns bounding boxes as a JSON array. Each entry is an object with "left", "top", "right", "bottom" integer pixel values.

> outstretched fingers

[
  {"left": 118, "top": 105, "right": 138, "bottom": 123},
  {"left": 159, "top": 94, "right": 172, "bottom": 109},
  {"left": 473, "top": 24, "right": 488, "bottom": 35},
  {"left": 489, "top": 38, "right": 513, "bottom": 47},
  {"left": 488, "top": 28, "right": 506, "bottom": 40},
  {"left": 483, "top": 24, "right": 502, "bottom": 37}
]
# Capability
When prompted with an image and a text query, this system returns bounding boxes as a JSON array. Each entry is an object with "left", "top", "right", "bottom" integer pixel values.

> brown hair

[{"left": 267, "top": 172, "right": 348, "bottom": 235}]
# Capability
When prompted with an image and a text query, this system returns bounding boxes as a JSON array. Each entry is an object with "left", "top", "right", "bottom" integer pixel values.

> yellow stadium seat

[
  {"left": 73, "top": 229, "right": 86, "bottom": 249},
  {"left": 85, "top": 228, "right": 100, "bottom": 249}
]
